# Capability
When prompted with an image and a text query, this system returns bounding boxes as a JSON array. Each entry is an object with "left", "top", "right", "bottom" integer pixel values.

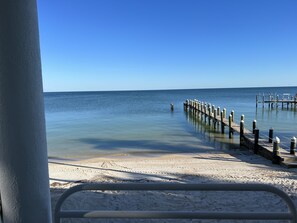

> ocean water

[{"left": 45, "top": 87, "right": 297, "bottom": 160}]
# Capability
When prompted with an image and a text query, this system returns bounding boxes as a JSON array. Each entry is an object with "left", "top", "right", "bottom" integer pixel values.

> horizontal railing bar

[
  {"left": 59, "top": 210, "right": 293, "bottom": 220},
  {"left": 73, "top": 183, "right": 289, "bottom": 192}
]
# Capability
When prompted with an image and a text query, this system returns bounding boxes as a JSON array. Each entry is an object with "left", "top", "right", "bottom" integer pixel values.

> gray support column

[{"left": 0, "top": 1, "right": 52, "bottom": 222}]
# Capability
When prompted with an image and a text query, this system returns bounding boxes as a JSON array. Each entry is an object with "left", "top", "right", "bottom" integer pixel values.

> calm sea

[{"left": 45, "top": 87, "right": 297, "bottom": 160}]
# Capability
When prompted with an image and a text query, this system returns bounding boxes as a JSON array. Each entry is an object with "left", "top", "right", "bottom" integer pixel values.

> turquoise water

[{"left": 45, "top": 87, "right": 297, "bottom": 159}]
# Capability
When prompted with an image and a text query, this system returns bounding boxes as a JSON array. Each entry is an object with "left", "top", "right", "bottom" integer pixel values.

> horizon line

[{"left": 43, "top": 85, "right": 297, "bottom": 93}]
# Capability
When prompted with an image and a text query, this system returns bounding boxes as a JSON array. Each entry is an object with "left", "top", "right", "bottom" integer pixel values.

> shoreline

[{"left": 49, "top": 147, "right": 297, "bottom": 190}]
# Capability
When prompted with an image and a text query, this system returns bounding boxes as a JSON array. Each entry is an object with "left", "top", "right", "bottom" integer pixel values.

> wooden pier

[
  {"left": 184, "top": 99, "right": 297, "bottom": 168},
  {"left": 256, "top": 93, "right": 297, "bottom": 109}
]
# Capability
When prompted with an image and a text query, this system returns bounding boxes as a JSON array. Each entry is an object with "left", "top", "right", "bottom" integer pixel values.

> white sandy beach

[{"left": 49, "top": 148, "right": 297, "bottom": 223}]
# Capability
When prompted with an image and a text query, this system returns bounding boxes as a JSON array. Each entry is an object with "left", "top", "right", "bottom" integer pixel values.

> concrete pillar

[{"left": 0, "top": 0, "right": 52, "bottom": 222}]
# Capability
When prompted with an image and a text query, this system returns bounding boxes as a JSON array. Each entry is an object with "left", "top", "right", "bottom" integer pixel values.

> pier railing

[
  {"left": 54, "top": 183, "right": 297, "bottom": 223},
  {"left": 256, "top": 93, "right": 297, "bottom": 109},
  {"left": 184, "top": 99, "right": 297, "bottom": 167}
]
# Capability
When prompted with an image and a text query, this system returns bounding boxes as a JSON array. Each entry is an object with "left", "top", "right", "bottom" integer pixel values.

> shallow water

[{"left": 45, "top": 87, "right": 297, "bottom": 159}]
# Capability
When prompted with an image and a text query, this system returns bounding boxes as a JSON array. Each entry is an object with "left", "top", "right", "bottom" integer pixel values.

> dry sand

[{"left": 49, "top": 148, "right": 297, "bottom": 222}]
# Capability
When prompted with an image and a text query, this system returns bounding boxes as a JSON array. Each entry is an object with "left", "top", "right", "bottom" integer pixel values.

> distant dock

[
  {"left": 184, "top": 99, "right": 297, "bottom": 168},
  {"left": 256, "top": 93, "right": 297, "bottom": 109}
]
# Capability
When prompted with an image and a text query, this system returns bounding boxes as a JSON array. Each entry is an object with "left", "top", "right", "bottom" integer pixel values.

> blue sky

[{"left": 37, "top": 0, "right": 297, "bottom": 92}]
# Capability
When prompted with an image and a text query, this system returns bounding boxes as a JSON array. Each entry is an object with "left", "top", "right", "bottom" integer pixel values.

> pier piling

[
  {"left": 290, "top": 137, "right": 296, "bottom": 155},
  {"left": 272, "top": 137, "right": 281, "bottom": 164},
  {"left": 269, "top": 128, "right": 274, "bottom": 143},
  {"left": 231, "top": 110, "right": 235, "bottom": 122},
  {"left": 253, "top": 120, "right": 257, "bottom": 134},
  {"left": 240, "top": 120, "right": 244, "bottom": 145},
  {"left": 223, "top": 108, "right": 226, "bottom": 119},
  {"left": 241, "top": 114, "right": 244, "bottom": 121},
  {"left": 214, "top": 109, "right": 217, "bottom": 129},
  {"left": 254, "top": 129, "right": 259, "bottom": 154},
  {"left": 228, "top": 114, "right": 232, "bottom": 139},
  {"left": 220, "top": 111, "right": 224, "bottom": 134}
]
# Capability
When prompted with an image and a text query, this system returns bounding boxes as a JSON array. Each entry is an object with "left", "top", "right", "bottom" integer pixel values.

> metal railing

[{"left": 54, "top": 183, "right": 297, "bottom": 223}]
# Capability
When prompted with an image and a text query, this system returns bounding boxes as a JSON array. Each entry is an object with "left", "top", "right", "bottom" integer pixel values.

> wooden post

[
  {"left": 208, "top": 106, "right": 211, "bottom": 126},
  {"left": 269, "top": 128, "right": 273, "bottom": 143},
  {"left": 290, "top": 137, "right": 296, "bottom": 155},
  {"left": 241, "top": 114, "right": 244, "bottom": 121},
  {"left": 229, "top": 114, "right": 232, "bottom": 138},
  {"left": 216, "top": 107, "right": 220, "bottom": 128},
  {"left": 223, "top": 108, "right": 226, "bottom": 119},
  {"left": 254, "top": 129, "right": 259, "bottom": 154},
  {"left": 231, "top": 110, "right": 234, "bottom": 122},
  {"left": 214, "top": 109, "right": 217, "bottom": 129},
  {"left": 256, "top": 95, "right": 258, "bottom": 108},
  {"left": 272, "top": 137, "right": 281, "bottom": 164},
  {"left": 240, "top": 120, "right": 244, "bottom": 146},
  {"left": 204, "top": 105, "right": 207, "bottom": 123},
  {"left": 252, "top": 120, "right": 257, "bottom": 134},
  {"left": 221, "top": 111, "right": 224, "bottom": 134}
]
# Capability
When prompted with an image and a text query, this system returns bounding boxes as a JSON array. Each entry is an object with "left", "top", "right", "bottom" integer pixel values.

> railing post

[
  {"left": 290, "top": 137, "right": 296, "bottom": 155},
  {"left": 254, "top": 129, "right": 259, "bottom": 154}
]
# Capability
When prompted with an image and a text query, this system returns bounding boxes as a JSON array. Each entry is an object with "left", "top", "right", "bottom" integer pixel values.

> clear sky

[{"left": 37, "top": 0, "right": 297, "bottom": 92}]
